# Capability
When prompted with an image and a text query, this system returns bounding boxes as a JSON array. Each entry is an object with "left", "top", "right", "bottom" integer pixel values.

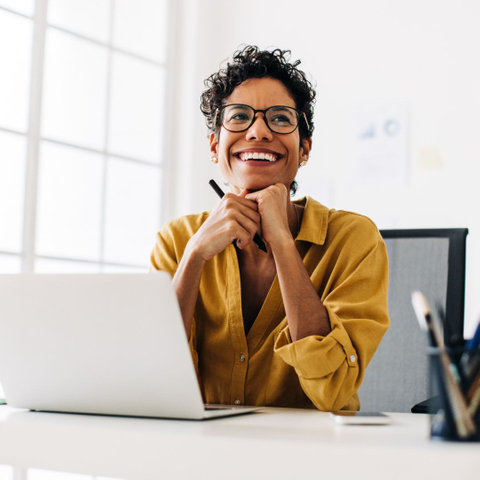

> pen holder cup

[{"left": 429, "top": 347, "right": 480, "bottom": 442}]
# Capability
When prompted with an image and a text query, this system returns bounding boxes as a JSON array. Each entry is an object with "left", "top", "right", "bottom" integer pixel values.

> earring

[
  {"left": 299, "top": 160, "right": 307, "bottom": 167},
  {"left": 211, "top": 155, "right": 218, "bottom": 164}
]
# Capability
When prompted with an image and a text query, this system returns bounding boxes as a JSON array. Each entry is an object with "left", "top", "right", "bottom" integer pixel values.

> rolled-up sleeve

[{"left": 274, "top": 229, "right": 390, "bottom": 411}]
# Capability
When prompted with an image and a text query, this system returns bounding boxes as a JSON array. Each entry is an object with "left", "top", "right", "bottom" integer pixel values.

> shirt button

[
  {"left": 350, "top": 355, "right": 356, "bottom": 363},
  {"left": 239, "top": 354, "right": 246, "bottom": 362},
  {"left": 234, "top": 399, "right": 241, "bottom": 405}
]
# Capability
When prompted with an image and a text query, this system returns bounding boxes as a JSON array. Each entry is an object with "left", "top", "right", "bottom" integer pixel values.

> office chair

[{"left": 357, "top": 228, "right": 468, "bottom": 413}]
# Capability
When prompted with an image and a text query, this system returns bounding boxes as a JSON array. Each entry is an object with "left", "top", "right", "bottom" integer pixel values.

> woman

[{"left": 151, "top": 46, "right": 389, "bottom": 411}]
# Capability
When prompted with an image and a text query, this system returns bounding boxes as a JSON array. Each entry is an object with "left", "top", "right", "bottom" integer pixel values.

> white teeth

[{"left": 238, "top": 152, "right": 278, "bottom": 162}]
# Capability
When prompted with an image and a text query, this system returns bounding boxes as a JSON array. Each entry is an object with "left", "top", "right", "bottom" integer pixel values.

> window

[{"left": 0, "top": 0, "right": 170, "bottom": 275}]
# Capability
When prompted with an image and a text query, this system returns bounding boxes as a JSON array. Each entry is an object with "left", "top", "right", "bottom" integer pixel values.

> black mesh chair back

[{"left": 357, "top": 229, "right": 468, "bottom": 413}]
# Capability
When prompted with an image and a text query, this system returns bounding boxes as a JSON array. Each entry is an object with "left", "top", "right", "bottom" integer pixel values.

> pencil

[{"left": 208, "top": 179, "right": 267, "bottom": 253}]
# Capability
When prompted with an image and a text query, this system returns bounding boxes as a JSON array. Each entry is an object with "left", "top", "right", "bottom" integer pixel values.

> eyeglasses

[{"left": 217, "top": 104, "right": 309, "bottom": 135}]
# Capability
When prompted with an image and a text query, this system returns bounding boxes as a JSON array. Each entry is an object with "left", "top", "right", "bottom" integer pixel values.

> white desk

[{"left": 0, "top": 405, "right": 477, "bottom": 480}]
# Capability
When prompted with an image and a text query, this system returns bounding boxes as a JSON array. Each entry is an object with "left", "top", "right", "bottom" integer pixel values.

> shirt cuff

[{"left": 274, "top": 308, "right": 358, "bottom": 379}]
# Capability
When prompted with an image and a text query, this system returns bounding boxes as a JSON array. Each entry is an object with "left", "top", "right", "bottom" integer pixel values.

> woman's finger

[
  {"left": 227, "top": 210, "right": 260, "bottom": 239},
  {"left": 220, "top": 194, "right": 260, "bottom": 225}
]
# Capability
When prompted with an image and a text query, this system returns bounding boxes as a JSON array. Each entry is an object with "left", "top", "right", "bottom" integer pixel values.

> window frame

[{"left": 0, "top": 0, "right": 173, "bottom": 273}]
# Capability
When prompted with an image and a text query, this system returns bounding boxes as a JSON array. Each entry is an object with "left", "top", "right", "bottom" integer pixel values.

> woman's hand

[
  {"left": 188, "top": 190, "right": 261, "bottom": 261},
  {"left": 245, "top": 183, "right": 292, "bottom": 248}
]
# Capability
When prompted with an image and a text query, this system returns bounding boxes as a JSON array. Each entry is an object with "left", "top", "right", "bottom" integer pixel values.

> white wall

[{"left": 168, "top": 0, "right": 480, "bottom": 336}]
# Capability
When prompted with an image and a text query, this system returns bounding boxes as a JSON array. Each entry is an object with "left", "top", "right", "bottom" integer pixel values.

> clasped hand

[{"left": 190, "top": 183, "right": 292, "bottom": 261}]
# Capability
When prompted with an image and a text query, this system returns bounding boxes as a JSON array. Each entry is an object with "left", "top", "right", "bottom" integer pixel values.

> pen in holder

[
  {"left": 429, "top": 346, "right": 480, "bottom": 441},
  {"left": 412, "top": 291, "right": 480, "bottom": 441}
]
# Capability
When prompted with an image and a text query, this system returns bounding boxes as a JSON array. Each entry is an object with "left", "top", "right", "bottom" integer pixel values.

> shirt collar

[{"left": 294, "top": 196, "right": 329, "bottom": 246}]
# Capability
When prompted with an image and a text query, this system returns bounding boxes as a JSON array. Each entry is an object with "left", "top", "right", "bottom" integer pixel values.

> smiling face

[{"left": 210, "top": 77, "right": 312, "bottom": 194}]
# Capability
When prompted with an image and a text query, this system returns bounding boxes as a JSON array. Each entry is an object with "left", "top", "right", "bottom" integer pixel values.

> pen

[
  {"left": 460, "top": 318, "right": 480, "bottom": 380},
  {"left": 466, "top": 319, "right": 480, "bottom": 351},
  {"left": 464, "top": 321, "right": 480, "bottom": 417},
  {"left": 436, "top": 303, "right": 463, "bottom": 348},
  {"left": 208, "top": 179, "right": 267, "bottom": 253}
]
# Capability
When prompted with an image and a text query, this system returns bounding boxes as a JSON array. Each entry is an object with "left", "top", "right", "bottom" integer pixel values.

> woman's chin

[
  {"left": 227, "top": 176, "right": 290, "bottom": 193},
  {"left": 240, "top": 180, "right": 274, "bottom": 192}
]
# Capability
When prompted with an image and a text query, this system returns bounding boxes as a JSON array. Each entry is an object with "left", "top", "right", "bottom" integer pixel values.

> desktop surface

[{"left": 0, "top": 405, "right": 477, "bottom": 480}]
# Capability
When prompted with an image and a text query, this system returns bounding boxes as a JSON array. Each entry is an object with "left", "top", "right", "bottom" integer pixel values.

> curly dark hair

[{"left": 200, "top": 46, "right": 316, "bottom": 195}]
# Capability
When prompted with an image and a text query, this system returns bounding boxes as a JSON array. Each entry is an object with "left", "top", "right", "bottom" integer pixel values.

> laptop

[{"left": 0, "top": 272, "right": 260, "bottom": 420}]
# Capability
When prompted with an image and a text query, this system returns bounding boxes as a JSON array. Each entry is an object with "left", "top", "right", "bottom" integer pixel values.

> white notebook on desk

[{"left": 0, "top": 272, "right": 260, "bottom": 420}]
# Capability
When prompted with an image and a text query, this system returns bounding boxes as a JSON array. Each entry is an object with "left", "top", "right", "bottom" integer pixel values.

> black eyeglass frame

[{"left": 216, "top": 104, "right": 310, "bottom": 135}]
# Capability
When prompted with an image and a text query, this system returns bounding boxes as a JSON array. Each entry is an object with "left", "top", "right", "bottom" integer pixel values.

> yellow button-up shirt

[{"left": 151, "top": 197, "right": 389, "bottom": 411}]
